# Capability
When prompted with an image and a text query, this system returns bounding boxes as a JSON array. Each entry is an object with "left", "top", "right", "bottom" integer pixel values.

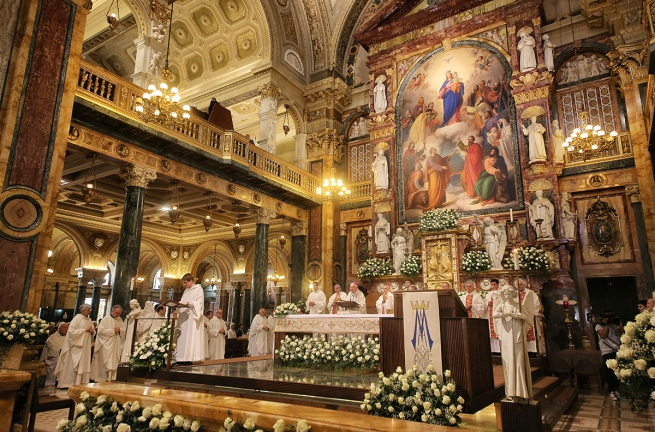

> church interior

[{"left": 2, "top": 0, "right": 655, "bottom": 430}]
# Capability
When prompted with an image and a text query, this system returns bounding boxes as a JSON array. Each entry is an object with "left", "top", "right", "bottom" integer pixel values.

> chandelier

[
  {"left": 134, "top": 1, "right": 190, "bottom": 127},
  {"left": 81, "top": 153, "right": 98, "bottom": 204},
  {"left": 168, "top": 181, "right": 180, "bottom": 224},
  {"left": 316, "top": 168, "right": 351, "bottom": 200},
  {"left": 203, "top": 193, "right": 213, "bottom": 233},
  {"left": 233, "top": 201, "right": 244, "bottom": 238},
  {"left": 205, "top": 245, "right": 221, "bottom": 289},
  {"left": 282, "top": 105, "right": 290, "bottom": 136},
  {"left": 564, "top": 109, "right": 618, "bottom": 161},
  {"left": 267, "top": 273, "right": 284, "bottom": 285},
  {"left": 105, "top": 0, "right": 120, "bottom": 30}
]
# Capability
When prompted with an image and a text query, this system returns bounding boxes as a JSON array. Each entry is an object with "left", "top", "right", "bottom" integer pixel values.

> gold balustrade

[
  {"left": 75, "top": 60, "right": 321, "bottom": 196},
  {"left": 564, "top": 131, "right": 633, "bottom": 165},
  {"left": 341, "top": 181, "right": 371, "bottom": 202}
]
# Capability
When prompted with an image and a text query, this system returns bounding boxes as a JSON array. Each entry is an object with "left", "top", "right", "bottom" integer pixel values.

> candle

[
  {"left": 130, "top": 278, "right": 135, "bottom": 291},
  {"left": 510, "top": 209, "right": 513, "bottom": 222},
  {"left": 513, "top": 249, "right": 520, "bottom": 271}
]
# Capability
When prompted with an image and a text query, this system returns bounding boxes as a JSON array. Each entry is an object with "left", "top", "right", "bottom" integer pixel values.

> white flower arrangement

[
  {"left": 222, "top": 411, "right": 311, "bottom": 432},
  {"left": 460, "top": 250, "right": 491, "bottom": 274},
  {"left": 56, "top": 393, "right": 201, "bottom": 432},
  {"left": 607, "top": 310, "right": 655, "bottom": 411},
  {"left": 129, "top": 321, "right": 178, "bottom": 371},
  {"left": 276, "top": 334, "right": 380, "bottom": 371},
  {"left": 502, "top": 246, "right": 550, "bottom": 272},
  {"left": 418, "top": 209, "right": 460, "bottom": 232},
  {"left": 399, "top": 255, "right": 422, "bottom": 278},
  {"left": 0, "top": 310, "right": 49, "bottom": 346},
  {"left": 274, "top": 303, "right": 298, "bottom": 317},
  {"left": 457, "top": 290, "right": 488, "bottom": 300},
  {"left": 358, "top": 257, "right": 392, "bottom": 280},
  {"left": 362, "top": 365, "right": 464, "bottom": 426}
]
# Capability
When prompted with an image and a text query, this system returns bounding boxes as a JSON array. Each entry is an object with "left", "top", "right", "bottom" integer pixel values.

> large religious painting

[{"left": 397, "top": 43, "right": 520, "bottom": 222}]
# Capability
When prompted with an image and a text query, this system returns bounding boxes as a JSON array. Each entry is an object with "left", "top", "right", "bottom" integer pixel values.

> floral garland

[
  {"left": 358, "top": 257, "right": 392, "bottom": 280},
  {"left": 399, "top": 255, "right": 422, "bottom": 278},
  {"left": 0, "top": 310, "right": 49, "bottom": 345},
  {"left": 607, "top": 310, "right": 655, "bottom": 411},
  {"left": 56, "top": 391, "right": 202, "bottom": 432},
  {"left": 274, "top": 303, "right": 298, "bottom": 317},
  {"left": 362, "top": 365, "right": 464, "bottom": 426},
  {"left": 502, "top": 246, "right": 550, "bottom": 272},
  {"left": 129, "top": 321, "right": 177, "bottom": 371},
  {"left": 418, "top": 209, "right": 460, "bottom": 232},
  {"left": 460, "top": 250, "right": 491, "bottom": 274},
  {"left": 276, "top": 334, "right": 379, "bottom": 371}
]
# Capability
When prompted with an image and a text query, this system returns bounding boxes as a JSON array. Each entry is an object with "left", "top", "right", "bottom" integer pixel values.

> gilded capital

[
  {"left": 257, "top": 82, "right": 282, "bottom": 101},
  {"left": 625, "top": 184, "right": 641, "bottom": 203},
  {"left": 607, "top": 42, "right": 648, "bottom": 87},
  {"left": 291, "top": 221, "right": 308, "bottom": 237},
  {"left": 120, "top": 165, "right": 157, "bottom": 188},
  {"left": 255, "top": 209, "right": 277, "bottom": 225}
]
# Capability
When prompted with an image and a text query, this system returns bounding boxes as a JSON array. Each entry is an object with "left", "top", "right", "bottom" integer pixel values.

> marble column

[
  {"left": 294, "top": 133, "right": 307, "bottom": 170},
  {"left": 339, "top": 223, "right": 347, "bottom": 288},
  {"left": 110, "top": 165, "right": 157, "bottom": 314},
  {"left": 257, "top": 83, "right": 281, "bottom": 154},
  {"left": 231, "top": 283, "right": 241, "bottom": 326},
  {"left": 89, "top": 270, "right": 108, "bottom": 321},
  {"left": 74, "top": 268, "right": 91, "bottom": 314},
  {"left": 626, "top": 186, "right": 655, "bottom": 297},
  {"left": 241, "top": 288, "right": 251, "bottom": 331},
  {"left": 251, "top": 209, "right": 276, "bottom": 318},
  {"left": 290, "top": 221, "right": 307, "bottom": 303},
  {"left": 0, "top": 0, "right": 90, "bottom": 312}
]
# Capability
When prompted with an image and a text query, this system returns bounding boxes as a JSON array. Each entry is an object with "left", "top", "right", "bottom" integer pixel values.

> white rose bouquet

[
  {"left": 399, "top": 255, "right": 422, "bottom": 278},
  {"left": 358, "top": 257, "right": 392, "bottom": 280},
  {"left": 362, "top": 365, "right": 464, "bottom": 426},
  {"left": 460, "top": 250, "right": 491, "bottom": 274},
  {"left": 274, "top": 303, "right": 298, "bottom": 317},
  {"left": 502, "top": 246, "right": 550, "bottom": 272},
  {"left": 221, "top": 411, "right": 311, "bottom": 432},
  {"left": 276, "top": 334, "right": 380, "bottom": 371},
  {"left": 129, "top": 321, "right": 178, "bottom": 371},
  {"left": 0, "top": 310, "right": 49, "bottom": 346},
  {"left": 418, "top": 209, "right": 460, "bottom": 232},
  {"left": 607, "top": 310, "right": 655, "bottom": 411}
]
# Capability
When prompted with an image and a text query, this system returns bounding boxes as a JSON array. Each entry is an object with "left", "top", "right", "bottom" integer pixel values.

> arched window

[{"left": 153, "top": 269, "right": 162, "bottom": 290}]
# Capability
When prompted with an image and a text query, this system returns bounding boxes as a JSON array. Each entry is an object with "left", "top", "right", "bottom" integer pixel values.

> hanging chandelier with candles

[
  {"left": 233, "top": 201, "right": 244, "bottom": 238},
  {"left": 167, "top": 181, "right": 181, "bottom": 224},
  {"left": 203, "top": 193, "right": 213, "bottom": 233},
  {"left": 105, "top": 0, "right": 120, "bottom": 30},
  {"left": 564, "top": 108, "right": 618, "bottom": 161},
  {"left": 81, "top": 153, "right": 98, "bottom": 204},
  {"left": 135, "top": 1, "right": 190, "bottom": 127},
  {"left": 315, "top": 167, "right": 351, "bottom": 201},
  {"left": 205, "top": 245, "right": 220, "bottom": 290}
]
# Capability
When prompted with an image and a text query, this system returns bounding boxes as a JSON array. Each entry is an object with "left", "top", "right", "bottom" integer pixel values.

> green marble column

[
  {"left": 90, "top": 284, "right": 102, "bottom": 321},
  {"left": 250, "top": 209, "right": 275, "bottom": 319},
  {"left": 110, "top": 166, "right": 156, "bottom": 314},
  {"left": 241, "top": 288, "right": 251, "bottom": 331},
  {"left": 230, "top": 284, "right": 241, "bottom": 326},
  {"left": 627, "top": 188, "right": 655, "bottom": 296},
  {"left": 74, "top": 284, "right": 87, "bottom": 315},
  {"left": 289, "top": 221, "right": 307, "bottom": 304}
]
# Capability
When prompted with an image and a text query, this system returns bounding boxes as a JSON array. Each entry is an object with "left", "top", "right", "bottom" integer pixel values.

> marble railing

[
  {"left": 342, "top": 181, "right": 372, "bottom": 202},
  {"left": 75, "top": 60, "right": 321, "bottom": 196}
]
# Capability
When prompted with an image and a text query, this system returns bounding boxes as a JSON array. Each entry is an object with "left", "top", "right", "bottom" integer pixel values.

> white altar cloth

[{"left": 274, "top": 314, "right": 385, "bottom": 334}]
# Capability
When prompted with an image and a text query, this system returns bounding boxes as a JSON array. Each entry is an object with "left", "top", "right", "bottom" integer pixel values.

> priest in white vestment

[
  {"left": 327, "top": 284, "right": 348, "bottom": 314},
  {"left": 91, "top": 305, "right": 125, "bottom": 382},
  {"left": 249, "top": 308, "right": 270, "bottom": 356},
  {"left": 227, "top": 323, "right": 237, "bottom": 339},
  {"left": 518, "top": 278, "right": 541, "bottom": 354},
  {"left": 40, "top": 322, "right": 68, "bottom": 386},
  {"left": 207, "top": 309, "right": 227, "bottom": 360},
  {"left": 175, "top": 273, "right": 206, "bottom": 363},
  {"left": 487, "top": 279, "right": 501, "bottom": 353},
  {"left": 492, "top": 283, "right": 535, "bottom": 400},
  {"left": 121, "top": 299, "right": 142, "bottom": 363},
  {"left": 54, "top": 304, "right": 95, "bottom": 388},
  {"left": 203, "top": 310, "right": 213, "bottom": 359},
  {"left": 376, "top": 283, "right": 395, "bottom": 314},
  {"left": 347, "top": 282, "right": 366, "bottom": 314},
  {"left": 306, "top": 283, "right": 327, "bottom": 314},
  {"left": 459, "top": 281, "right": 485, "bottom": 319}
]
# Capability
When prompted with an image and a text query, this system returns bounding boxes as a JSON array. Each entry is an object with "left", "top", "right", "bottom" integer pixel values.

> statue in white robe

[
  {"left": 523, "top": 117, "right": 547, "bottom": 162},
  {"left": 249, "top": 309, "right": 270, "bottom": 356},
  {"left": 525, "top": 189, "right": 555, "bottom": 240},
  {"left": 542, "top": 34, "right": 554, "bottom": 71},
  {"left": 373, "top": 77, "right": 387, "bottom": 113},
  {"left": 327, "top": 284, "right": 348, "bottom": 314},
  {"left": 375, "top": 213, "right": 390, "bottom": 254},
  {"left": 175, "top": 277, "right": 205, "bottom": 362},
  {"left": 137, "top": 301, "right": 155, "bottom": 340},
  {"left": 91, "top": 305, "right": 125, "bottom": 382},
  {"left": 493, "top": 284, "right": 535, "bottom": 400},
  {"left": 40, "top": 323, "right": 67, "bottom": 386},
  {"left": 551, "top": 120, "right": 566, "bottom": 163},
  {"left": 306, "top": 284, "right": 327, "bottom": 314},
  {"left": 121, "top": 299, "right": 142, "bottom": 363},
  {"left": 207, "top": 314, "right": 227, "bottom": 360},
  {"left": 475, "top": 216, "right": 507, "bottom": 270},
  {"left": 54, "top": 304, "right": 95, "bottom": 388},
  {"left": 517, "top": 30, "right": 537, "bottom": 72},
  {"left": 372, "top": 150, "right": 389, "bottom": 189}
]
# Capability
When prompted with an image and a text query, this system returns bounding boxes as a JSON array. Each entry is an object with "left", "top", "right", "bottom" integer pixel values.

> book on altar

[
  {"left": 334, "top": 300, "right": 360, "bottom": 309},
  {"left": 164, "top": 301, "right": 188, "bottom": 308}
]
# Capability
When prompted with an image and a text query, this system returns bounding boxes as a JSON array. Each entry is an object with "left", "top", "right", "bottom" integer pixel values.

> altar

[{"left": 275, "top": 313, "right": 384, "bottom": 334}]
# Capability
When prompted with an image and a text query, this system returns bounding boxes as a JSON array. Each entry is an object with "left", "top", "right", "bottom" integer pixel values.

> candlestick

[
  {"left": 510, "top": 209, "right": 513, "bottom": 222},
  {"left": 130, "top": 278, "right": 135, "bottom": 291},
  {"left": 513, "top": 249, "right": 520, "bottom": 270}
]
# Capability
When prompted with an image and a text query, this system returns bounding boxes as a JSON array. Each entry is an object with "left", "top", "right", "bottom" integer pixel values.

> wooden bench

[{"left": 22, "top": 372, "right": 75, "bottom": 432}]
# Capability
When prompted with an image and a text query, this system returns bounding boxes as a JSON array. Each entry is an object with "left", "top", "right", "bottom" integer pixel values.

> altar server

[
  {"left": 40, "top": 322, "right": 68, "bottom": 386},
  {"left": 207, "top": 309, "right": 227, "bottom": 360},
  {"left": 376, "top": 283, "right": 394, "bottom": 314},
  {"left": 54, "top": 304, "right": 95, "bottom": 388},
  {"left": 327, "top": 284, "right": 348, "bottom": 314},
  {"left": 175, "top": 273, "right": 206, "bottom": 363},
  {"left": 249, "top": 308, "right": 270, "bottom": 356},
  {"left": 306, "top": 283, "right": 327, "bottom": 314},
  {"left": 347, "top": 282, "right": 367, "bottom": 314},
  {"left": 460, "top": 280, "right": 485, "bottom": 319},
  {"left": 518, "top": 278, "right": 542, "bottom": 354},
  {"left": 91, "top": 305, "right": 125, "bottom": 382}
]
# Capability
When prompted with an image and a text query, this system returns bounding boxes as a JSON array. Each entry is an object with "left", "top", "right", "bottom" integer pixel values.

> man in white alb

[
  {"left": 459, "top": 280, "right": 485, "bottom": 319},
  {"left": 54, "top": 304, "right": 95, "bottom": 388},
  {"left": 347, "top": 282, "right": 366, "bottom": 314},
  {"left": 207, "top": 309, "right": 227, "bottom": 360},
  {"left": 376, "top": 283, "right": 394, "bottom": 314},
  {"left": 203, "top": 310, "right": 213, "bottom": 359},
  {"left": 40, "top": 322, "right": 68, "bottom": 386},
  {"left": 175, "top": 273, "right": 205, "bottom": 363},
  {"left": 91, "top": 304, "right": 125, "bottom": 382},
  {"left": 249, "top": 308, "right": 270, "bottom": 356},
  {"left": 306, "top": 283, "right": 327, "bottom": 314},
  {"left": 327, "top": 284, "right": 348, "bottom": 314},
  {"left": 227, "top": 323, "right": 237, "bottom": 339}
]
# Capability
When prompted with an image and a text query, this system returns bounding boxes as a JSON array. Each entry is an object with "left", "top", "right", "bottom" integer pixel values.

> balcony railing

[
  {"left": 341, "top": 181, "right": 371, "bottom": 203},
  {"left": 75, "top": 60, "right": 321, "bottom": 196}
]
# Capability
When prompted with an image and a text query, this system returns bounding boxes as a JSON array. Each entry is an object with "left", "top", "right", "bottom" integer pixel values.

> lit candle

[
  {"left": 510, "top": 209, "right": 513, "bottom": 222},
  {"left": 513, "top": 249, "right": 520, "bottom": 271},
  {"left": 130, "top": 278, "right": 135, "bottom": 291}
]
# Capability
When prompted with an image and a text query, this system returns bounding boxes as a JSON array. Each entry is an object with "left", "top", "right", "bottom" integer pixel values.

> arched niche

[{"left": 187, "top": 241, "right": 235, "bottom": 283}]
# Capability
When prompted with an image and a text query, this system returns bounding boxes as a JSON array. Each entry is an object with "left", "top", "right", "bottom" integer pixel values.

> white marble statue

[
  {"left": 542, "top": 34, "right": 554, "bottom": 71},
  {"left": 551, "top": 119, "right": 565, "bottom": 163},
  {"left": 391, "top": 228, "right": 408, "bottom": 273},
  {"left": 517, "top": 30, "right": 537, "bottom": 72},
  {"left": 349, "top": 121, "right": 360, "bottom": 139},
  {"left": 475, "top": 216, "right": 507, "bottom": 270},
  {"left": 523, "top": 117, "right": 547, "bottom": 162},
  {"left": 373, "top": 77, "right": 387, "bottom": 113},
  {"left": 558, "top": 54, "right": 607, "bottom": 85},
  {"left": 151, "top": 23, "right": 166, "bottom": 43},
  {"left": 560, "top": 192, "right": 578, "bottom": 240},
  {"left": 372, "top": 149, "right": 389, "bottom": 189},
  {"left": 121, "top": 299, "right": 142, "bottom": 363},
  {"left": 525, "top": 190, "right": 555, "bottom": 240},
  {"left": 148, "top": 51, "right": 163, "bottom": 77},
  {"left": 358, "top": 117, "right": 368, "bottom": 135},
  {"left": 375, "top": 213, "right": 390, "bottom": 254}
]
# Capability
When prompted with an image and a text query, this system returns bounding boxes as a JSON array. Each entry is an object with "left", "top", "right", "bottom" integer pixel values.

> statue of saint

[
  {"left": 375, "top": 213, "right": 390, "bottom": 254},
  {"left": 525, "top": 190, "right": 555, "bottom": 240},
  {"left": 371, "top": 149, "right": 389, "bottom": 189},
  {"left": 523, "top": 117, "right": 547, "bottom": 162},
  {"left": 475, "top": 216, "right": 507, "bottom": 270},
  {"left": 390, "top": 228, "right": 408, "bottom": 273},
  {"left": 560, "top": 192, "right": 578, "bottom": 240},
  {"left": 517, "top": 30, "right": 537, "bottom": 72},
  {"left": 373, "top": 77, "right": 387, "bottom": 113},
  {"left": 551, "top": 119, "right": 565, "bottom": 163}
]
